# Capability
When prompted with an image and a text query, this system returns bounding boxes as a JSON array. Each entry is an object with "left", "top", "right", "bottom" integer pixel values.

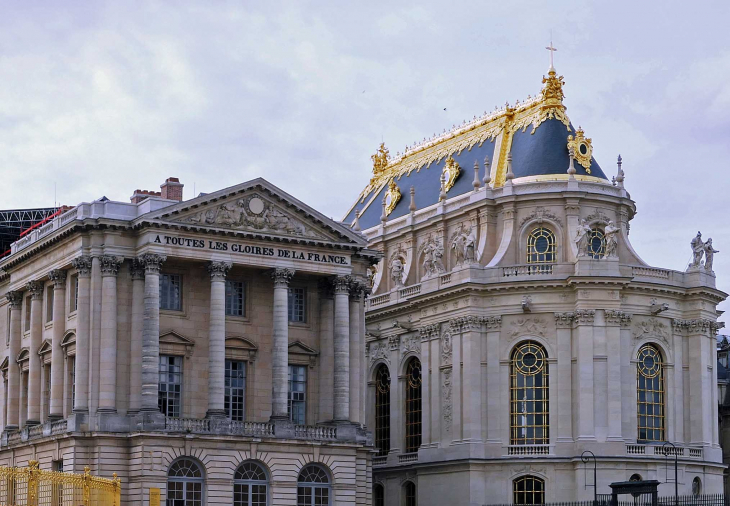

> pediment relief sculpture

[
  {"left": 419, "top": 235, "right": 445, "bottom": 280},
  {"left": 519, "top": 206, "right": 563, "bottom": 228},
  {"left": 174, "top": 193, "right": 328, "bottom": 240},
  {"left": 632, "top": 317, "right": 669, "bottom": 343},
  {"left": 508, "top": 316, "right": 547, "bottom": 339}
]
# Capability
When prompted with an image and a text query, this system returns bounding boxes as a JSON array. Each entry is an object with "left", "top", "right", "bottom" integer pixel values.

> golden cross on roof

[{"left": 545, "top": 37, "right": 557, "bottom": 70}]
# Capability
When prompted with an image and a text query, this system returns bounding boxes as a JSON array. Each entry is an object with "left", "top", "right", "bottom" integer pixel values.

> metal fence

[
  {"left": 0, "top": 460, "right": 121, "bottom": 506},
  {"left": 491, "top": 494, "right": 728, "bottom": 506}
]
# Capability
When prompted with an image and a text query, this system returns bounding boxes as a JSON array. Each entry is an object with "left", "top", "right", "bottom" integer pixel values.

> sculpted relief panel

[{"left": 175, "top": 193, "right": 326, "bottom": 239}]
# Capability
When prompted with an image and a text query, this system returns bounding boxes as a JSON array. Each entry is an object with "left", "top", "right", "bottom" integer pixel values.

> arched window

[
  {"left": 510, "top": 342, "right": 549, "bottom": 445},
  {"left": 637, "top": 344, "right": 665, "bottom": 442},
  {"left": 405, "top": 358, "right": 422, "bottom": 453},
  {"left": 527, "top": 227, "right": 556, "bottom": 264},
  {"left": 375, "top": 364, "right": 391, "bottom": 456},
  {"left": 297, "top": 465, "right": 330, "bottom": 506},
  {"left": 404, "top": 481, "right": 417, "bottom": 506},
  {"left": 373, "top": 483, "right": 385, "bottom": 506},
  {"left": 167, "top": 458, "right": 204, "bottom": 506},
  {"left": 513, "top": 475, "right": 545, "bottom": 505},
  {"left": 234, "top": 461, "right": 268, "bottom": 506},
  {"left": 587, "top": 228, "right": 606, "bottom": 259}
]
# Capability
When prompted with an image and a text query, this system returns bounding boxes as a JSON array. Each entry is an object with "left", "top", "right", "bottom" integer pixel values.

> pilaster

[
  {"left": 484, "top": 316, "right": 502, "bottom": 445},
  {"left": 604, "top": 310, "right": 631, "bottom": 442},
  {"left": 554, "top": 312, "right": 574, "bottom": 444},
  {"left": 574, "top": 309, "right": 596, "bottom": 441}
]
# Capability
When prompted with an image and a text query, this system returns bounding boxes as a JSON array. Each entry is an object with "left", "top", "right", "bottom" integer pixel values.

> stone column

[
  {"left": 484, "top": 317, "right": 502, "bottom": 445},
  {"left": 98, "top": 256, "right": 123, "bottom": 413},
  {"left": 604, "top": 310, "right": 625, "bottom": 441},
  {"left": 686, "top": 320, "right": 713, "bottom": 446},
  {"left": 348, "top": 280, "right": 363, "bottom": 423},
  {"left": 270, "top": 268, "right": 294, "bottom": 419},
  {"left": 333, "top": 276, "right": 351, "bottom": 421},
  {"left": 48, "top": 270, "right": 67, "bottom": 420},
  {"left": 26, "top": 280, "right": 44, "bottom": 425},
  {"left": 460, "top": 317, "right": 483, "bottom": 442},
  {"left": 317, "top": 280, "right": 334, "bottom": 422},
  {"left": 72, "top": 256, "right": 92, "bottom": 413},
  {"left": 128, "top": 260, "right": 145, "bottom": 414},
  {"left": 207, "top": 261, "right": 231, "bottom": 418},
  {"left": 139, "top": 253, "right": 166, "bottom": 413},
  {"left": 418, "top": 326, "right": 435, "bottom": 446},
  {"left": 5, "top": 291, "right": 23, "bottom": 430}
]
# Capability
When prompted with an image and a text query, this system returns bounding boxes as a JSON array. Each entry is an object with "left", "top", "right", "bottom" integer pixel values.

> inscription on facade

[{"left": 152, "top": 235, "right": 349, "bottom": 265}]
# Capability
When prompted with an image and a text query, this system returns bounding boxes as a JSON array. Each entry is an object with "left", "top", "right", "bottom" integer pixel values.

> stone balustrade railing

[
  {"left": 502, "top": 264, "right": 554, "bottom": 277},
  {"left": 625, "top": 443, "right": 703, "bottom": 459},
  {"left": 293, "top": 425, "right": 337, "bottom": 440},
  {"left": 398, "top": 452, "right": 418, "bottom": 464},
  {"left": 399, "top": 284, "right": 421, "bottom": 298},
  {"left": 507, "top": 445, "right": 551, "bottom": 456}
]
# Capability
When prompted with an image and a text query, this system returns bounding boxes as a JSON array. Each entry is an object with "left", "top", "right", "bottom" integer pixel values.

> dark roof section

[
  {"left": 0, "top": 207, "right": 60, "bottom": 256},
  {"left": 510, "top": 120, "right": 606, "bottom": 180}
]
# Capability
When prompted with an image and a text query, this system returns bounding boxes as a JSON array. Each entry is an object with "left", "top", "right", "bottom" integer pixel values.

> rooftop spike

[
  {"left": 483, "top": 156, "right": 491, "bottom": 187},
  {"left": 409, "top": 186, "right": 416, "bottom": 213},
  {"left": 615, "top": 154, "right": 625, "bottom": 188},
  {"left": 472, "top": 160, "right": 482, "bottom": 191},
  {"left": 567, "top": 145, "right": 577, "bottom": 179},
  {"left": 505, "top": 152, "right": 515, "bottom": 184},
  {"left": 439, "top": 172, "right": 447, "bottom": 202}
]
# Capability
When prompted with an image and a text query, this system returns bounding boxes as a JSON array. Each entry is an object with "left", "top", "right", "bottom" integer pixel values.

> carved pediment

[
  {"left": 38, "top": 339, "right": 52, "bottom": 356},
  {"left": 289, "top": 341, "right": 319, "bottom": 369},
  {"left": 171, "top": 192, "right": 332, "bottom": 240},
  {"left": 16, "top": 348, "right": 29, "bottom": 363},
  {"left": 160, "top": 330, "right": 195, "bottom": 358},
  {"left": 225, "top": 336, "right": 258, "bottom": 362},
  {"left": 61, "top": 331, "right": 76, "bottom": 347},
  {"left": 0, "top": 356, "right": 8, "bottom": 372}
]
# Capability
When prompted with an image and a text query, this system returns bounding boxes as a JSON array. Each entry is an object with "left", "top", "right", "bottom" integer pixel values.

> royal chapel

[
  {"left": 0, "top": 178, "right": 380, "bottom": 505},
  {"left": 342, "top": 63, "right": 726, "bottom": 506}
]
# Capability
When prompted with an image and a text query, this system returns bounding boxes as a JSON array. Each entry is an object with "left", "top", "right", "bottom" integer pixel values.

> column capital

[
  {"left": 271, "top": 268, "right": 295, "bottom": 287},
  {"left": 138, "top": 253, "right": 167, "bottom": 274},
  {"left": 333, "top": 275, "right": 350, "bottom": 294},
  {"left": 5, "top": 291, "right": 23, "bottom": 309},
  {"left": 348, "top": 278, "right": 366, "bottom": 300},
  {"left": 99, "top": 255, "right": 124, "bottom": 277},
  {"left": 672, "top": 318, "right": 722, "bottom": 337},
  {"left": 207, "top": 261, "right": 232, "bottom": 281},
  {"left": 48, "top": 269, "right": 67, "bottom": 288},
  {"left": 26, "top": 281, "right": 44, "bottom": 300},
  {"left": 573, "top": 309, "right": 596, "bottom": 325},
  {"left": 555, "top": 312, "right": 575, "bottom": 327},
  {"left": 604, "top": 309, "right": 632, "bottom": 327},
  {"left": 128, "top": 258, "right": 146, "bottom": 280},
  {"left": 71, "top": 255, "right": 93, "bottom": 277}
]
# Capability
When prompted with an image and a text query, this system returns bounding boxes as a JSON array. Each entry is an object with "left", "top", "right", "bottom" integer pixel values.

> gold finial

[
  {"left": 371, "top": 142, "right": 390, "bottom": 175},
  {"left": 541, "top": 69, "right": 565, "bottom": 104}
]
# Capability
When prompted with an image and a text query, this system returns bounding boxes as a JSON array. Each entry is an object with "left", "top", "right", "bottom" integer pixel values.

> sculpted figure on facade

[
  {"left": 421, "top": 236, "right": 446, "bottom": 279},
  {"left": 704, "top": 238, "right": 719, "bottom": 272},
  {"left": 390, "top": 258, "right": 404, "bottom": 288},
  {"left": 450, "top": 224, "right": 477, "bottom": 266},
  {"left": 604, "top": 220, "right": 619, "bottom": 258},
  {"left": 575, "top": 218, "right": 591, "bottom": 257},
  {"left": 689, "top": 231, "right": 704, "bottom": 269}
]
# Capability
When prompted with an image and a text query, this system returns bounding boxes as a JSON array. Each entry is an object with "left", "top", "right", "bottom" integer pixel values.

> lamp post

[
  {"left": 661, "top": 441, "right": 678, "bottom": 506},
  {"left": 581, "top": 450, "right": 598, "bottom": 506}
]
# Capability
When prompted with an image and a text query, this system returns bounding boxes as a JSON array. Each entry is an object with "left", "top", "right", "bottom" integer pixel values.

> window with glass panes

[
  {"left": 225, "top": 360, "right": 246, "bottom": 421},
  {"left": 287, "top": 287, "right": 306, "bottom": 323},
  {"left": 526, "top": 227, "right": 556, "bottom": 264},
  {"left": 46, "top": 286, "right": 54, "bottom": 322},
  {"left": 159, "top": 355, "right": 182, "bottom": 417},
  {"left": 167, "top": 458, "right": 204, "bottom": 506},
  {"left": 637, "top": 344, "right": 665, "bottom": 442},
  {"left": 297, "top": 465, "right": 330, "bottom": 506},
  {"left": 226, "top": 280, "right": 245, "bottom": 317},
  {"left": 234, "top": 461, "right": 268, "bottom": 506},
  {"left": 404, "top": 481, "right": 416, "bottom": 506},
  {"left": 288, "top": 365, "right": 306, "bottom": 425},
  {"left": 44, "top": 364, "right": 50, "bottom": 419},
  {"left": 24, "top": 296, "right": 31, "bottom": 331},
  {"left": 375, "top": 365, "right": 391, "bottom": 456},
  {"left": 513, "top": 475, "right": 545, "bottom": 505},
  {"left": 159, "top": 274, "right": 182, "bottom": 311},
  {"left": 404, "top": 358, "right": 422, "bottom": 453},
  {"left": 70, "top": 357, "right": 75, "bottom": 412},
  {"left": 71, "top": 275, "right": 79, "bottom": 312},
  {"left": 510, "top": 342, "right": 549, "bottom": 445}
]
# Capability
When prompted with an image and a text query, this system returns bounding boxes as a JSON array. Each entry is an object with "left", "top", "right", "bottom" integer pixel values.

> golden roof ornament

[
  {"left": 383, "top": 178, "right": 401, "bottom": 216},
  {"left": 442, "top": 155, "right": 461, "bottom": 193},
  {"left": 371, "top": 142, "right": 390, "bottom": 176},
  {"left": 566, "top": 126, "right": 593, "bottom": 172}
]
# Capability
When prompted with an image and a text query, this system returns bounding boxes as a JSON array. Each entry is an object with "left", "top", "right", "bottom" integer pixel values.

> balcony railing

[
  {"left": 502, "top": 264, "right": 554, "bottom": 277},
  {"left": 625, "top": 443, "right": 703, "bottom": 459},
  {"left": 373, "top": 456, "right": 387, "bottom": 467},
  {"left": 507, "top": 445, "right": 551, "bottom": 456},
  {"left": 398, "top": 452, "right": 418, "bottom": 464},
  {"left": 293, "top": 424, "right": 337, "bottom": 440}
]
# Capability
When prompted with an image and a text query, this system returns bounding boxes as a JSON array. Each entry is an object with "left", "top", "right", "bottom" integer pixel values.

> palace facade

[
  {"left": 343, "top": 65, "right": 726, "bottom": 505},
  {"left": 0, "top": 178, "right": 379, "bottom": 505}
]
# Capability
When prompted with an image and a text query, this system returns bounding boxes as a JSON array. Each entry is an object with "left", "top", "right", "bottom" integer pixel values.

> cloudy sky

[{"left": 2, "top": 1, "right": 730, "bottom": 318}]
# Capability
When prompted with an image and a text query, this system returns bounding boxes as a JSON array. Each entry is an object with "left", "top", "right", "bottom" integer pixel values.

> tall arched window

[
  {"left": 405, "top": 358, "right": 422, "bottom": 453},
  {"left": 637, "top": 344, "right": 665, "bottom": 442},
  {"left": 167, "top": 458, "right": 204, "bottom": 506},
  {"left": 526, "top": 227, "right": 556, "bottom": 264},
  {"left": 404, "top": 481, "right": 417, "bottom": 506},
  {"left": 373, "top": 483, "right": 385, "bottom": 506},
  {"left": 513, "top": 475, "right": 545, "bottom": 505},
  {"left": 375, "top": 364, "right": 391, "bottom": 456},
  {"left": 510, "top": 342, "right": 549, "bottom": 445},
  {"left": 234, "top": 461, "right": 268, "bottom": 506},
  {"left": 587, "top": 228, "right": 606, "bottom": 259},
  {"left": 297, "top": 465, "right": 331, "bottom": 506}
]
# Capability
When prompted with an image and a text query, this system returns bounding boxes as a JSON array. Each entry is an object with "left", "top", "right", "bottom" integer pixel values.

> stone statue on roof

[
  {"left": 704, "top": 238, "right": 719, "bottom": 273},
  {"left": 689, "top": 231, "right": 704, "bottom": 269},
  {"left": 604, "top": 220, "right": 619, "bottom": 258}
]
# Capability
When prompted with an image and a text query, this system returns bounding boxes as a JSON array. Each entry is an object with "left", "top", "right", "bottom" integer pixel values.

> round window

[{"left": 579, "top": 143, "right": 588, "bottom": 155}]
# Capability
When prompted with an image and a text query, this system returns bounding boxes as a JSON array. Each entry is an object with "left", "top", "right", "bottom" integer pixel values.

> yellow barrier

[{"left": 0, "top": 460, "right": 121, "bottom": 506}]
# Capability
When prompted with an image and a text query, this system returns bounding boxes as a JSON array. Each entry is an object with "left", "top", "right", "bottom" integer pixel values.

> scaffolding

[{"left": 0, "top": 208, "right": 60, "bottom": 257}]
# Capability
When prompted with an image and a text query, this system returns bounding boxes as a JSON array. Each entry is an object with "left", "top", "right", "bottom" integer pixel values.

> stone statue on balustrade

[
  {"left": 575, "top": 218, "right": 592, "bottom": 257},
  {"left": 687, "top": 231, "right": 720, "bottom": 273},
  {"left": 704, "top": 238, "right": 719, "bottom": 273}
]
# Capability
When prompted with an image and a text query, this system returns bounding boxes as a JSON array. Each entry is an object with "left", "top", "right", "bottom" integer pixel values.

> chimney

[
  {"left": 161, "top": 177, "right": 184, "bottom": 202},
  {"left": 130, "top": 189, "right": 162, "bottom": 204}
]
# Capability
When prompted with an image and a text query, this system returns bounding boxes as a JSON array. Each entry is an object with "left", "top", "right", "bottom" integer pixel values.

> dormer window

[{"left": 527, "top": 227, "right": 556, "bottom": 264}]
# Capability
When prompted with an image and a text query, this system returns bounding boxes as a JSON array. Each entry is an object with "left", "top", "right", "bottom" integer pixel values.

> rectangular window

[
  {"left": 69, "top": 357, "right": 76, "bottom": 413},
  {"left": 158, "top": 355, "right": 182, "bottom": 417},
  {"left": 159, "top": 274, "right": 182, "bottom": 311},
  {"left": 44, "top": 365, "right": 51, "bottom": 419},
  {"left": 52, "top": 460, "right": 64, "bottom": 472},
  {"left": 287, "top": 287, "right": 306, "bottom": 323},
  {"left": 5, "top": 306, "right": 10, "bottom": 345},
  {"left": 225, "top": 280, "right": 245, "bottom": 317},
  {"left": 46, "top": 286, "right": 54, "bottom": 323},
  {"left": 288, "top": 365, "right": 306, "bottom": 425},
  {"left": 24, "top": 296, "right": 31, "bottom": 331},
  {"left": 71, "top": 275, "right": 78, "bottom": 312},
  {"left": 225, "top": 360, "right": 246, "bottom": 421}
]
